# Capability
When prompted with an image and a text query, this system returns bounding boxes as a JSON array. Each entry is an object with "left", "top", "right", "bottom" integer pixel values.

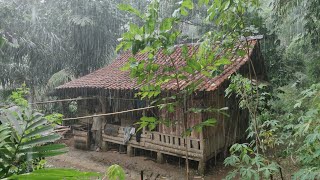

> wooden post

[
  {"left": 199, "top": 126, "right": 206, "bottom": 175},
  {"left": 99, "top": 96, "right": 107, "bottom": 128},
  {"left": 157, "top": 152, "right": 164, "bottom": 164},
  {"left": 140, "top": 171, "right": 144, "bottom": 180},
  {"left": 127, "top": 145, "right": 134, "bottom": 157},
  {"left": 86, "top": 118, "right": 90, "bottom": 150},
  {"left": 101, "top": 141, "right": 109, "bottom": 151},
  {"left": 61, "top": 101, "right": 68, "bottom": 126},
  {"left": 198, "top": 160, "right": 206, "bottom": 175}
]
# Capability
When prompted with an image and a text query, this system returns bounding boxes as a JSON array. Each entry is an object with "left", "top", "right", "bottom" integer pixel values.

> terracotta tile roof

[{"left": 56, "top": 40, "right": 257, "bottom": 92}]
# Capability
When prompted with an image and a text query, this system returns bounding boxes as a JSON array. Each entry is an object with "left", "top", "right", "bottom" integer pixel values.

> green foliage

[
  {"left": 9, "top": 84, "right": 29, "bottom": 107},
  {"left": 45, "top": 113, "right": 63, "bottom": 125},
  {"left": 7, "top": 168, "right": 100, "bottom": 180},
  {"left": 0, "top": 105, "right": 67, "bottom": 178},
  {"left": 183, "top": 119, "right": 216, "bottom": 137},
  {"left": 117, "top": 0, "right": 260, "bottom": 137},
  {"left": 68, "top": 101, "right": 78, "bottom": 114},
  {"left": 118, "top": 4, "right": 143, "bottom": 19},
  {"left": 225, "top": 72, "right": 320, "bottom": 179},
  {"left": 0, "top": 87, "right": 110, "bottom": 179},
  {"left": 106, "top": 164, "right": 126, "bottom": 180},
  {"left": 0, "top": 88, "right": 68, "bottom": 178},
  {"left": 224, "top": 75, "right": 283, "bottom": 178},
  {"left": 265, "top": 0, "right": 320, "bottom": 86},
  {"left": 0, "top": 34, "right": 5, "bottom": 47},
  {"left": 117, "top": 1, "right": 261, "bottom": 177},
  {"left": 46, "top": 69, "right": 75, "bottom": 92},
  {"left": 224, "top": 144, "right": 279, "bottom": 180},
  {"left": 272, "top": 0, "right": 319, "bottom": 45},
  {"left": 289, "top": 84, "right": 320, "bottom": 178},
  {"left": 135, "top": 116, "right": 158, "bottom": 132},
  {"left": 0, "top": 0, "right": 125, "bottom": 99},
  {"left": 269, "top": 83, "right": 320, "bottom": 178}
]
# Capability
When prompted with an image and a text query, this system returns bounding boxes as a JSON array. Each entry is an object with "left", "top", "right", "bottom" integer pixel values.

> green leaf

[
  {"left": 8, "top": 168, "right": 100, "bottom": 180},
  {"left": 180, "top": 7, "right": 188, "bottom": 16},
  {"left": 215, "top": 58, "right": 231, "bottom": 66},
  {"left": 198, "top": 0, "right": 210, "bottom": 6},
  {"left": 0, "top": 36, "right": 5, "bottom": 47},
  {"left": 107, "top": 164, "right": 126, "bottom": 180},
  {"left": 129, "top": 23, "right": 141, "bottom": 34},
  {"left": 184, "top": 66, "right": 194, "bottom": 74},
  {"left": 0, "top": 127, "right": 11, "bottom": 143},
  {"left": 118, "top": 4, "right": 144, "bottom": 19},
  {"left": 187, "top": 59, "right": 201, "bottom": 71},
  {"left": 237, "top": 49, "right": 246, "bottom": 57},
  {"left": 134, "top": 34, "right": 143, "bottom": 41},
  {"left": 225, "top": 170, "right": 238, "bottom": 180},
  {"left": 181, "top": 0, "right": 194, "bottom": 9},
  {"left": 160, "top": 18, "right": 175, "bottom": 31},
  {"left": 120, "top": 62, "right": 131, "bottom": 71},
  {"left": 116, "top": 42, "right": 125, "bottom": 52},
  {"left": 201, "top": 70, "right": 211, "bottom": 77},
  {"left": 21, "top": 134, "right": 61, "bottom": 147},
  {"left": 223, "top": 0, "right": 231, "bottom": 10},
  {"left": 28, "top": 150, "right": 68, "bottom": 159},
  {"left": 26, "top": 118, "right": 47, "bottom": 131},
  {"left": 136, "top": 116, "right": 158, "bottom": 132},
  {"left": 4, "top": 110, "right": 23, "bottom": 135},
  {"left": 19, "top": 143, "right": 66, "bottom": 153},
  {"left": 24, "top": 126, "right": 54, "bottom": 139}
]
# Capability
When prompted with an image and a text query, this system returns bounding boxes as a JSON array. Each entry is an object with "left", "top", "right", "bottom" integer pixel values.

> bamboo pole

[
  {"left": 62, "top": 104, "right": 168, "bottom": 121},
  {"left": 29, "top": 97, "right": 145, "bottom": 105},
  {"left": 29, "top": 97, "right": 97, "bottom": 105}
]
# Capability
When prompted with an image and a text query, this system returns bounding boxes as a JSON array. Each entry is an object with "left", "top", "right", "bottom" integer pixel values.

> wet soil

[{"left": 46, "top": 138, "right": 232, "bottom": 180}]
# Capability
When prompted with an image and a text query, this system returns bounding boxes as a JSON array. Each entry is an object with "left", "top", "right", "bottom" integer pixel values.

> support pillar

[
  {"left": 157, "top": 152, "right": 164, "bottom": 164},
  {"left": 198, "top": 160, "right": 206, "bottom": 175},
  {"left": 101, "top": 141, "right": 109, "bottom": 151},
  {"left": 127, "top": 145, "right": 134, "bottom": 157}
]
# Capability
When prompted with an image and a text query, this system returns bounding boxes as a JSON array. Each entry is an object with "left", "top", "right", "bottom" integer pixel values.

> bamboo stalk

[
  {"left": 30, "top": 97, "right": 97, "bottom": 105},
  {"left": 62, "top": 104, "right": 168, "bottom": 121},
  {"left": 30, "top": 96, "right": 146, "bottom": 105}
]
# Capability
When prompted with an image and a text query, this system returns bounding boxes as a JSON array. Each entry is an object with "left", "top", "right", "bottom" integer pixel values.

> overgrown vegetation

[
  {"left": 1, "top": 0, "right": 319, "bottom": 179},
  {"left": 0, "top": 87, "right": 102, "bottom": 179},
  {"left": 117, "top": 0, "right": 259, "bottom": 178},
  {"left": 0, "top": 87, "right": 126, "bottom": 179}
]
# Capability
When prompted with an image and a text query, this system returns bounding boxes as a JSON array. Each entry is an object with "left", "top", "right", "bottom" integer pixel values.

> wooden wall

[{"left": 158, "top": 95, "right": 203, "bottom": 139}]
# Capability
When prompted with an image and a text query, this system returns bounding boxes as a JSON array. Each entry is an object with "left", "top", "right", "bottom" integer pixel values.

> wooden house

[{"left": 54, "top": 37, "right": 266, "bottom": 174}]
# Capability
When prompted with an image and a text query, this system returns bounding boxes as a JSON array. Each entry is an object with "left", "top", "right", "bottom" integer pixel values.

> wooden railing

[
  {"left": 146, "top": 131, "right": 202, "bottom": 151},
  {"left": 101, "top": 125, "right": 204, "bottom": 159}
]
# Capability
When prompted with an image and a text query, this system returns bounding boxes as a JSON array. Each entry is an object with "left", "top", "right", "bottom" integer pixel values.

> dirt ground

[{"left": 46, "top": 138, "right": 232, "bottom": 180}]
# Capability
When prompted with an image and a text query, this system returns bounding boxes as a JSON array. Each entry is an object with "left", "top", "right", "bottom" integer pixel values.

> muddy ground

[{"left": 46, "top": 138, "right": 232, "bottom": 180}]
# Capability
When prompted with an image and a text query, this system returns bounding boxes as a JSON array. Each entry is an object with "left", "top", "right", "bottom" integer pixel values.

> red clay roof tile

[{"left": 56, "top": 40, "right": 257, "bottom": 92}]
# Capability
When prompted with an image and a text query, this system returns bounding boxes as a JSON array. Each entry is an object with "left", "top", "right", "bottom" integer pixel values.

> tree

[
  {"left": 224, "top": 75, "right": 282, "bottom": 179},
  {"left": 0, "top": 0, "right": 126, "bottom": 100},
  {"left": 117, "top": 0, "right": 259, "bottom": 178}
]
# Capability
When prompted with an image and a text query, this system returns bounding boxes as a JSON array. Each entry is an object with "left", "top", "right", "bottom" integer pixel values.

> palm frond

[
  {"left": 0, "top": 106, "right": 67, "bottom": 178},
  {"left": 46, "top": 69, "right": 75, "bottom": 91}
]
